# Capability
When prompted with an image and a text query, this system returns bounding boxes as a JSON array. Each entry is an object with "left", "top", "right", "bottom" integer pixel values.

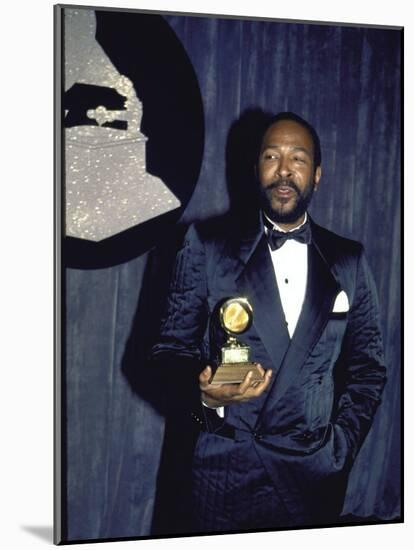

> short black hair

[{"left": 260, "top": 111, "right": 322, "bottom": 168}]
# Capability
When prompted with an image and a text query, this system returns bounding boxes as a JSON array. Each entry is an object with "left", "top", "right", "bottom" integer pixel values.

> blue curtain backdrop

[{"left": 64, "top": 12, "right": 401, "bottom": 541}]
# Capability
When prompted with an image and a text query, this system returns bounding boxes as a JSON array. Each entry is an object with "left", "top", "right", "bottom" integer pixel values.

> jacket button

[{"left": 191, "top": 413, "right": 202, "bottom": 424}]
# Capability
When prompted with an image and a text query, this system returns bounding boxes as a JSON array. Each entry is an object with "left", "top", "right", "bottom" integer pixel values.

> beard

[{"left": 259, "top": 177, "right": 316, "bottom": 224}]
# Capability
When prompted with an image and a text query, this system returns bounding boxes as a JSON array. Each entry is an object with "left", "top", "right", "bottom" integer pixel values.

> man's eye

[
  {"left": 264, "top": 154, "right": 279, "bottom": 160},
  {"left": 293, "top": 156, "right": 306, "bottom": 163}
]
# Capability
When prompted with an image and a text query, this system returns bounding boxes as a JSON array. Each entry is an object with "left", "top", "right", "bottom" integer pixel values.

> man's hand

[{"left": 199, "top": 365, "right": 273, "bottom": 408}]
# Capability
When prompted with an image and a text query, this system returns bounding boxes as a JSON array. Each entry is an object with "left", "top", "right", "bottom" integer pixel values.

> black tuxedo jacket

[{"left": 151, "top": 214, "right": 386, "bottom": 530}]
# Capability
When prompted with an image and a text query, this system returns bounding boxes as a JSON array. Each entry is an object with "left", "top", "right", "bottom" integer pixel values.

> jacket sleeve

[
  {"left": 331, "top": 248, "right": 387, "bottom": 466},
  {"left": 150, "top": 224, "right": 209, "bottom": 403}
]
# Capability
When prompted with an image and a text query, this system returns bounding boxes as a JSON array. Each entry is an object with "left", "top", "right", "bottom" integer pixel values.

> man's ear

[{"left": 313, "top": 166, "right": 321, "bottom": 191}]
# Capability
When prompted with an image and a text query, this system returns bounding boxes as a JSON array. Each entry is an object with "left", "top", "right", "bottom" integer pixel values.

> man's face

[{"left": 257, "top": 119, "right": 321, "bottom": 225}]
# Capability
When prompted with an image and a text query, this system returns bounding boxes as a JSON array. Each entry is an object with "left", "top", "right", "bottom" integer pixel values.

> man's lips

[{"left": 270, "top": 185, "right": 297, "bottom": 198}]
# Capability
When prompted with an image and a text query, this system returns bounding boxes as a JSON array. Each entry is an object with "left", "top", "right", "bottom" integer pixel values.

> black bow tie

[{"left": 265, "top": 220, "right": 312, "bottom": 250}]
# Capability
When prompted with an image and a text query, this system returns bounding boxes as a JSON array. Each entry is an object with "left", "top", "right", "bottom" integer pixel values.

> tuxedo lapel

[
  {"left": 231, "top": 216, "right": 341, "bottom": 415},
  {"left": 235, "top": 233, "right": 291, "bottom": 377},
  {"left": 258, "top": 231, "right": 340, "bottom": 415}
]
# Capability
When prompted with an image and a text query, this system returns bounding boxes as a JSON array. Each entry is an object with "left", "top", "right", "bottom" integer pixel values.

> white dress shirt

[
  {"left": 264, "top": 212, "right": 308, "bottom": 337},
  {"left": 205, "top": 213, "right": 309, "bottom": 417}
]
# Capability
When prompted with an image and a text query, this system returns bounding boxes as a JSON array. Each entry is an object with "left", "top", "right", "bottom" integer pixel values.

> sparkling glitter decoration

[{"left": 64, "top": 9, "right": 181, "bottom": 241}]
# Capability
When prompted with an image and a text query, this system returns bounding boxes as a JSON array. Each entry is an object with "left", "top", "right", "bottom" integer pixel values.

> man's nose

[{"left": 276, "top": 157, "right": 292, "bottom": 178}]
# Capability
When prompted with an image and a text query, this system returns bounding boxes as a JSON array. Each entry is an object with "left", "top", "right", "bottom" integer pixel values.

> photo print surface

[{"left": 55, "top": 4, "right": 402, "bottom": 544}]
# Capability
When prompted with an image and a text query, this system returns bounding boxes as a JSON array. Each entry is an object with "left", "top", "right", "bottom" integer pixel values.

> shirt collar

[{"left": 263, "top": 211, "right": 308, "bottom": 234}]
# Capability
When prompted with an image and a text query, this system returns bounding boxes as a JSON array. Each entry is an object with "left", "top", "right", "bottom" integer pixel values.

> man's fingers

[
  {"left": 250, "top": 364, "right": 266, "bottom": 389},
  {"left": 199, "top": 365, "right": 273, "bottom": 406},
  {"left": 259, "top": 368, "right": 273, "bottom": 389},
  {"left": 264, "top": 368, "right": 273, "bottom": 383},
  {"left": 199, "top": 366, "right": 214, "bottom": 389},
  {"left": 249, "top": 368, "right": 273, "bottom": 396},
  {"left": 255, "top": 364, "right": 265, "bottom": 377},
  {"left": 237, "top": 371, "right": 253, "bottom": 395}
]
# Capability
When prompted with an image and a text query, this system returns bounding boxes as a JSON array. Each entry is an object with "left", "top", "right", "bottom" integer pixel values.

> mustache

[{"left": 266, "top": 178, "right": 300, "bottom": 194}]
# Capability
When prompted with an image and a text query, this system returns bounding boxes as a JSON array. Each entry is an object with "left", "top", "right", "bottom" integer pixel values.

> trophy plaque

[{"left": 210, "top": 297, "right": 264, "bottom": 385}]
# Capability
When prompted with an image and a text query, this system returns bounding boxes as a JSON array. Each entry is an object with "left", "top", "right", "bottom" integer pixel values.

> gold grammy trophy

[{"left": 210, "top": 297, "right": 264, "bottom": 385}]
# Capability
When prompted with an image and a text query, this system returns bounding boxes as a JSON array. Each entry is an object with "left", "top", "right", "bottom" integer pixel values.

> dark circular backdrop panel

[{"left": 64, "top": 11, "right": 204, "bottom": 268}]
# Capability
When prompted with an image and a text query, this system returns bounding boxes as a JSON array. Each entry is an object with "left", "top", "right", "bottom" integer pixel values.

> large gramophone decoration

[
  {"left": 210, "top": 297, "right": 264, "bottom": 385},
  {"left": 64, "top": 9, "right": 181, "bottom": 241}
]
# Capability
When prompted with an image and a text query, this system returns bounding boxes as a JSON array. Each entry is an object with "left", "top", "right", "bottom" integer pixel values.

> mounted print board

[{"left": 54, "top": 3, "right": 402, "bottom": 544}]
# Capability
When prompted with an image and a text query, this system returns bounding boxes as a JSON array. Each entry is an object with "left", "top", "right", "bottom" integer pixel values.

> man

[{"left": 151, "top": 112, "right": 386, "bottom": 533}]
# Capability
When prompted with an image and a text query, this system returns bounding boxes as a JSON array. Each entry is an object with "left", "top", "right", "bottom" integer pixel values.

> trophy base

[{"left": 210, "top": 362, "right": 263, "bottom": 385}]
